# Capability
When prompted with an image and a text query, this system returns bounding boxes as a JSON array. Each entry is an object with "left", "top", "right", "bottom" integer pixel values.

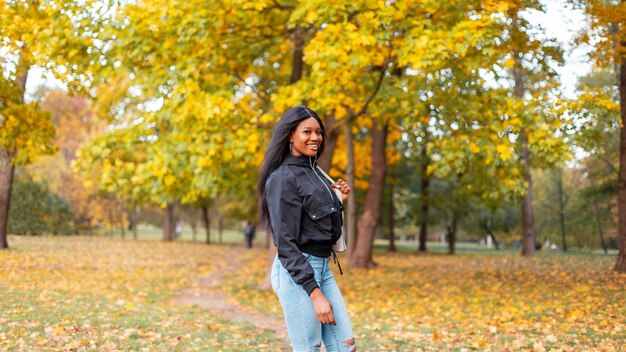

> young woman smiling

[{"left": 257, "top": 106, "right": 356, "bottom": 352}]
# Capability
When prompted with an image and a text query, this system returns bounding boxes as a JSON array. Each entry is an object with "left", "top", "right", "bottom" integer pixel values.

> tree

[
  {"left": 23, "top": 89, "right": 108, "bottom": 233},
  {"left": 463, "top": 203, "right": 521, "bottom": 249},
  {"left": 0, "top": 75, "right": 55, "bottom": 247},
  {"left": 338, "top": 0, "right": 511, "bottom": 266},
  {"left": 533, "top": 168, "right": 573, "bottom": 251},
  {"left": 566, "top": 69, "right": 620, "bottom": 251},
  {"left": 71, "top": 1, "right": 570, "bottom": 267},
  {"left": 0, "top": 0, "right": 109, "bottom": 248},
  {"left": 575, "top": 0, "right": 626, "bottom": 270},
  {"left": 498, "top": 1, "right": 568, "bottom": 256},
  {"left": 75, "top": 0, "right": 290, "bottom": 241}
]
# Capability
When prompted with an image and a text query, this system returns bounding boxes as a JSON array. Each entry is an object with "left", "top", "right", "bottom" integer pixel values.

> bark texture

[
  {"left": 345, "top": 123, "right": 358, "bottom": 253},
  {"left": 349, "top": 121, "right": 388, "bottom": 268},
  {"left": 616, "top": 52, "right": 626, "bottom": 271},
  {"left": 520, "top": 131, "right": 535, "bottom": 256},
  {"left": 418, "top": 139, "right": 430, "bottom": 252},
  {"left": 387, "top": 182, "right": 396, "bottom": 252},
  {"left": 556, "top": 169, "right": 567, "bottom": 252},
  {"left": 0, "top": 150, "right": 15, "bottom": 249},
  {"left": 163, "top": 202, "right": 180, "bottom": 241},
  {"left": 202, "top": 205, "right": 211, "bottom": 244},
  {"left": 512, "top": 12, "right": 535, "bottom": 256},
  {"left": 447, "top": 217, "right": 457, "bottom": 255},
  {"left": 0, "top": 52, "right": 28, "bottom": 249}
]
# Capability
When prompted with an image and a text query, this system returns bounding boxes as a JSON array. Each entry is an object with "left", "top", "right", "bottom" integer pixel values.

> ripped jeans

[{"left": 271, "top": 254, "right": 355, "bottom": 352}]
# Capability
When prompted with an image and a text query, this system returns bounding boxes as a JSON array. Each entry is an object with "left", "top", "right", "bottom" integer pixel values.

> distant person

[
  {"left": 257, "top": 106, "right": 356, "bottom": 351},
  {"left": 244, "top": 221, "right": 256, "bottom": 249},
  {"left": 175, "top": 222, "right": 183, "bottom": 239}
]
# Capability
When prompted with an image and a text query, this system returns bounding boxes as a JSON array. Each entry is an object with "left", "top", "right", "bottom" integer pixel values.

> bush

[{"left": 8, "top": 180, "right": 73, "bottom": 235}]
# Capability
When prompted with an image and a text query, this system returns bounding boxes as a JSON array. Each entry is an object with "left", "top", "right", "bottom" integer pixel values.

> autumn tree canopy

[{"left": 1, "top": 0, "right": 623, "bottom": 271}]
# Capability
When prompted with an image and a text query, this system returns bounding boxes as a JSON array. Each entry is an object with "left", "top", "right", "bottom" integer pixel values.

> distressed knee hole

[
  {"left": 313, "top": 342, "right": 322, "bottom": 348},
  {"left": 343, "top": 338, "right": 356, "bottom": 351}
]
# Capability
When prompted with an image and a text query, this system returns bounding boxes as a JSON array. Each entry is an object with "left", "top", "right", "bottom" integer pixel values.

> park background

[{"left": 1, "top": 0, "right": 625, "bottom": 351}]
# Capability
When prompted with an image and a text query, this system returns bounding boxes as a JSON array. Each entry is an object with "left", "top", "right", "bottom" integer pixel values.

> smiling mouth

[{"left": 306, "top": 144, "right": 319, "bottom": 150}]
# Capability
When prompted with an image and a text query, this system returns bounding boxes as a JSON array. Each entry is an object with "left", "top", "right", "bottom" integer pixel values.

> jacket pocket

[
  {"left": 303, "top": 201, "right": 338, "bottom": 221},
  {"left": 303, "top": 200, "right": 339, "bottom": 237}
]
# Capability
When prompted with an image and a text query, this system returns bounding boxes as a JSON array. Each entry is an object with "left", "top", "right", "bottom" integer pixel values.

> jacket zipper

[{"left": 309, "top": 158, "right": 335, "bottom": 202}]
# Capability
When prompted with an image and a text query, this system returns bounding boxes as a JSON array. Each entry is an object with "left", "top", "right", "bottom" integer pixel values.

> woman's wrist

[{"left": 309, "top": 287, "right": 322, "bottom": 299}]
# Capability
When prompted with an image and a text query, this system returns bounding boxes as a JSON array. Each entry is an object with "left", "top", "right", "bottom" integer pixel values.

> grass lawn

[
  {"left": 1, "top": 234, "right": 624, "bottom": 351},
  {"left": 0, "top": 235, "right": 280, "bottom": 351},
  {"left": 95, "top": 224, "right": 245, "bottom": 243},
  {"left": 224, "top": 240, "right": 625, "bottom": 351}
]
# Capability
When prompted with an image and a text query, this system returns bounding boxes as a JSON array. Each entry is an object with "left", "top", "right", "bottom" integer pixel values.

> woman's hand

[
  {"left": 333, "top": 179, "right": 351, "bottom": 203},
  {"left": 310, "top": 288, "right": 336, "bottom": 325}
]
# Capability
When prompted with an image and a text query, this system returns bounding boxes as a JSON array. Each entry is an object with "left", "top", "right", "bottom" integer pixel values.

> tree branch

[
  {"left": 271, "top": 0, "right": 294, "bottom": 10},
  {"left": 229, "top": 70, "right": 272, "bottom": 105},
  {"left": 599, "top": 153, "right": 618, "bottom": 174},
  {"left": 356, "top": 62, "right": 387, "bottom": 117},
  {"left": 329, "top": 62, "right": 388, "bottom": 134}
]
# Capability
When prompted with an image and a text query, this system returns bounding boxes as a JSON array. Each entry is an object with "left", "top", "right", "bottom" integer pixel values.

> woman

[{"left": 257, "top": 105, "right": 356, "bottom": 352}]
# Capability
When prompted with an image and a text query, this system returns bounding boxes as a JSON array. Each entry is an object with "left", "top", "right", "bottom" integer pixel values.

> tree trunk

[
  {"left": 513, "top": 24, "right": 535, "bottom": 255},
  {"left": 218, "top": 214, "right": 223, "bottom": 243},
  {"left": 594, "top": 201, "right": 608, "bottom": 254},
  {"left": 163, "top": 201, "right": 179, "bottom": 241},
  {"left": 418, "top": 139, "right": 430, "bottom": 252},
  {"left": 418, "top": 222, "right": 428, "bottom": 251},
  {"left": 202, "top": 205, "right": 211, "bottom": 244},
  {"left": 349, "top": 121, "right": 388, "bottom": 268},
  {"left": 128, "top": 206, "right": 139, "bottom": 240},
  {"left": 489, "top": 232, "right": 500, "bottom": 250},
  {"left": 190, "top": 208, "right": 197, "bottom": 242},
  {"left": 520, "top": 134, "right": 535, "bottom": 256},
  {"left": 0, "top": 51, "right": 28, "bottom": 249},
  {"left": 120, "top": 202, "right": 126, "bottom": 239},
  {"left": 615, "top": 52, "right": 626, "bottom": 271},
  {"left": 388, "top": 182, "right": 396, "bottom": 252},
  {"left": 556, "top": 169, "right": 567, "bottom": 252},
  {"left": 483, "top": 219, "right": 500, "bottom": 250},
  {"left": 213, "top": 198, "right": 223, "bottom": 243},
  {"left": 107, "top": 201, "right": 114, "bottom": 236},
  {"left": 573, "top": 229, "right": 583, "bottom": 249},
  {"left": 134, "top": 207, "right": 139, "bottom": 239},
  {"left": 0, "top": 150, "right": 15, "bottom": 249},
  {"left": 448, "top": 216, "right": 457, "bottom": 255},
  {"left": 345, "top": 123, "right": 358, "bottom": 253}
]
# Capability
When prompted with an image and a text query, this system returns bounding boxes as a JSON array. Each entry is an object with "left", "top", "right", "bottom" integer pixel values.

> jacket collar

[{"left": 283, "top": 154, "right": 317, "bottom": 168}]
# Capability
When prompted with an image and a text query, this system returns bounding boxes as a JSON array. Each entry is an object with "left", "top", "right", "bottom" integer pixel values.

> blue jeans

[{"left": 271, "top": 254, "right": 355, "bottom": 352}]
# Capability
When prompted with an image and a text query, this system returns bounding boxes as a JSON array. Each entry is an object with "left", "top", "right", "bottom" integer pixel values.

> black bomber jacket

[{"left": 265, "top": 154, "right": 344, "bottom": 295}]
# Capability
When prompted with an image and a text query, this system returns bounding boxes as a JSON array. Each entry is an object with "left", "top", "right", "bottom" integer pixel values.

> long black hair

[{"left": 257, "top": 105, "right": 325, "bottom": 232}]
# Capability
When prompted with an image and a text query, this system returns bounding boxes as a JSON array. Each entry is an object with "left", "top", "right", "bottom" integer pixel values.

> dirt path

[{"left": 175, "top": 261, "right": 290, "bottom": 350}]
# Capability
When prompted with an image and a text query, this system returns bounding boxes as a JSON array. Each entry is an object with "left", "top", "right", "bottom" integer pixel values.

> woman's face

[{"left": 289, "top": 117, "right": 323, "bottom": 157}]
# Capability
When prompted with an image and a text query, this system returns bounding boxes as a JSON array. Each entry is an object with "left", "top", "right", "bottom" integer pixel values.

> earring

[{"left": 289, "top": 142, "right": 292, "bottom": 151}]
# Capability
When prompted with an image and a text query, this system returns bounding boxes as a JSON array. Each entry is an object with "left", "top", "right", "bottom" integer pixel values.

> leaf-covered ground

[
  {"left": 1, "top": 236, "right": 624, "bottom": 351},
  {"left": 0, "top": 236, "right": 280, "bottom": 351},
  {"left": 222, "top": 247, "right": 626, "bottom": 352}
]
